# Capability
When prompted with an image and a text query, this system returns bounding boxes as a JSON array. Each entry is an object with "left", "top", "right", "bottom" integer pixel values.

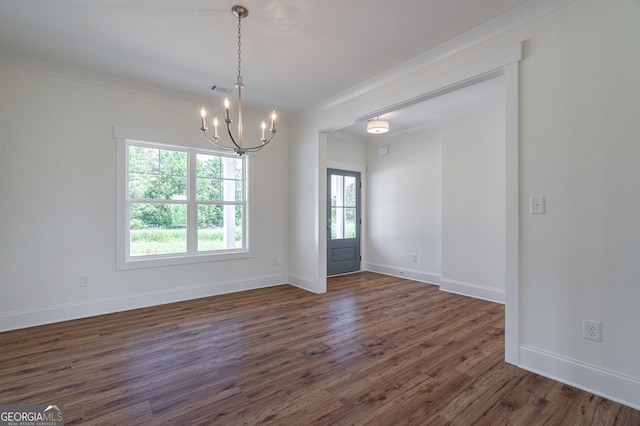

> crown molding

[
  {"left": 0, "top": 50, "right": 283, "bottom": 124},
  {"left": 0, "top": 50, "right": 209, "bottom": 108}
]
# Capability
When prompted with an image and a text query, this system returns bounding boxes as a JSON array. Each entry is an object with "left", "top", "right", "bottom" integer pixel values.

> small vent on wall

[{"left": 211, "top": 85, "right": 233, "bottom": 94}]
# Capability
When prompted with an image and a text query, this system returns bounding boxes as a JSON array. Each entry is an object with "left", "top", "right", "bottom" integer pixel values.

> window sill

[{"left": 116, "top": 250, "right": 252, "bottom": 270}]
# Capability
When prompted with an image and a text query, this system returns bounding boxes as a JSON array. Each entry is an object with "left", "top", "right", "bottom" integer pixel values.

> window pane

[
  {"left": 344, "top": 176, "right": 356, "bottom": 207},
  {"left": 235, "top": 179, "right": 243, "bottom": 202},
  {"left": 331, "top": 207, "right": 356, "bottom": 240},
  {"left": 331, "top": 175, "right": 356, "bottom": 208},
  {"left": 129, "top": 173, "right": 158, "bottom": 199},
  {"left": 331, "top": 175, "right": 343, "bottom": 207},
  {"left": 222, "top": 178, "right": 240, "bottom": 202},
  {"left": 221, "top": 156, "right": 242, "bottom": 202},
  {"left": 198, "top": 204, "right": 242, "bottom": 251},
  {"left": 129, "top": 203, "right": 187, "bottom": 255},
  {"left": 129, "top": 146, "right": 159, "bottom": 173},
  {"left": 344, "top": 207, "right": 356, "bottom": 238},
  {"left": 331, "top": 207, "right": 341, "bottom": 239},
  {"left": 160, "top": 149, "right": 187, "bottom": 176},
  {"left": 129, "top": 146, "right": 187, "bottom": 201},
  {"left": 196, "top": 154, "right": 222, "bottom": 179},
  {"left": 196, "top": 154, "right": 222, "bottom": 201},
  {"left": 196, "top": 154, "right": 243, "bottom": 202},
  {"left": 160, "top": 175, "right": 187, "bottom": 200},
  {"left": 196, "top": 177, "right": 222, "bottom": 201},
  {"left": 197, "top": 203, "right": 223, "bottom": 228}
]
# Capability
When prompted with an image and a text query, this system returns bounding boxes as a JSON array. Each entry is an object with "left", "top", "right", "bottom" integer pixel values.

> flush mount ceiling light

[
  {"left": 200, "top": 5, "right": 276, "bottom": 155},
  {"left": 367, "top": 117, "right": 389, "bottom": 134}
]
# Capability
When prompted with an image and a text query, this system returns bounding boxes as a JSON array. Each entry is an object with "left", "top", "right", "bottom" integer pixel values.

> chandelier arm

[
  {"left": 241, "top": 131, "right": 277, "bottom": 152},
  {"left": 201, "top": 132, "right": 236, "bottom": 152},
  {"left": 225, "top": 120, "right": 244, "bottom": 151}
]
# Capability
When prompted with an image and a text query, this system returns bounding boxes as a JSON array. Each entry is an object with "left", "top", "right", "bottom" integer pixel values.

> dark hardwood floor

[{"left": 1, "top": 272, "right": 638, "bottom": 425}]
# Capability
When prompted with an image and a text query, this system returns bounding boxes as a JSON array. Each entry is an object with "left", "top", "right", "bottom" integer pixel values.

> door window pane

[
  {"left": 344, "top": 176, "right": 356, "bottom": 207},
  {"left": 331, "top": 173, "right": 358, "bottom": 240}
]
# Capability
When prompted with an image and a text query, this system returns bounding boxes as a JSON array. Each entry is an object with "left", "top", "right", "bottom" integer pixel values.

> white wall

[
  {"left": 327, "top": 133, "right": 366, "bottom": 166},
  {"left": 0, "top": 64, "right": 289, "bottom": 331},
  {"left": 287, "top": 120, "right": 324, "bottom": 292},
  {"left": 515, "top": 0, "right": 640, "bottom": 402},
  {"left": 441, "top": 100, "right": 505, "bottom": 302},
  {"left": 364, "top": 128, "right": 442, "bottom": 284},
  {"left": 288, "top": 0, "right": 640, "bottom": 410}
]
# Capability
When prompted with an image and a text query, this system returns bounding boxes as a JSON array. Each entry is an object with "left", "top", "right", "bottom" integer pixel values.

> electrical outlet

[
  {"left": 583, "top": 319, "right": 601, "bottom": 342},
  {"left": 272, "top": 257, "right": 277, "bottom": 266},
  {"left": 410, "top": 253, "right": 417, "bottom": 262}
]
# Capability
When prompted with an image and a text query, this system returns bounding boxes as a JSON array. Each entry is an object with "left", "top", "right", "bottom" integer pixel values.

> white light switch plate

[{"left": 530, "top": 196, "right": 545, "bottom": 215}]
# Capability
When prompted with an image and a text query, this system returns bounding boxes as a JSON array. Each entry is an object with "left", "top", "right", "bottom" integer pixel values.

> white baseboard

[
  {"left": 287, "top": 273, "right": 325, "bottom": 294},
  {"left": 363, "top": 262, "right": 440, "bottom": 285},
  {"left": 0, "top": 274, "right": 288, "bottom": 333},
  {"left": 519, "top": 345, "right": 640, "bottom": 411},
  {"left": 439, "top": 277, "right": 505, "bottom": 304}
]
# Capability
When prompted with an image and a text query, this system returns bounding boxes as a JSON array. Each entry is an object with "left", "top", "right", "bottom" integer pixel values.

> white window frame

[{"left": 115, "top": 129, "right": 252, "bottom": 270}]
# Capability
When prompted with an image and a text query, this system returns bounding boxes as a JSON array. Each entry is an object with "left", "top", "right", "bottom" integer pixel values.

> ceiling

[{"left": 0, "top": 0, "right": 538, "bottom": 125}]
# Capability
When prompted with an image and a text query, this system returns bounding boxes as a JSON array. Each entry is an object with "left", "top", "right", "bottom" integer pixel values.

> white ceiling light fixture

[
  {"left": 200, "top": 5, "right": 276, "bottom": 155},
  {"left": 367, "top": 117, "right": 389, "bottom": 134}
]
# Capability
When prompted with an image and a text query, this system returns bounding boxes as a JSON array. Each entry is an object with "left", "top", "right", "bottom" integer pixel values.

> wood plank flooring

[{"left": 1, "top": 272, "right": 638, "bottom": 425}]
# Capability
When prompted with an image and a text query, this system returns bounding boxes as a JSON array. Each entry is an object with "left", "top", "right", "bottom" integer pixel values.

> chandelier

[{"left": 200, "top": 5, "right": 276, "bottom": 155}]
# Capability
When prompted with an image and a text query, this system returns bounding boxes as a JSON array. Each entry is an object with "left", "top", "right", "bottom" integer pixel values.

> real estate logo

[{"left": 0, "top": 404, "right": 64, "bottom": 426}]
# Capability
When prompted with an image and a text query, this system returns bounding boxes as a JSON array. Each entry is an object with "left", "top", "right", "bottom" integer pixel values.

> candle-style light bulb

[
  {"left": 270, "top": 111, "right": 276, "bottom": 132},
  {"left": 200, "top": 107, "right": 207, "bottom": 130},
  {"left": 224, "top": 98, "right": 230, "bottom": 121},
  {"left": 213, "top": 117, "right": 219, "bottom": 138},
  {"left": 261, "top": 121, "right": 266, "bottom": 140}
]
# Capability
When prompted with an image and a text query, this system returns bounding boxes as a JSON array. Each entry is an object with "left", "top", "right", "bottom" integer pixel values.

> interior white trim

[
  {"left": 0, "top": 274, "right": 288, "bottom": 333},
  {"left": 287, "top": 273, "right": 325, "bottom": 294},
  {"left": 440, "top": 278, "right": 505, "bottom": 304},
  {"left": 0, "top": 50, "right": 206, "bottom": 107},
  {"left": 0, "top": 52, "right": 279, "bottom": 125},
  {"left": 519, "top": 345, "right": 640, "bottom": 411},
  {"left": 364, "top": 262, "right": 441, "bottom": 286},
  {"left": 503, "top": 61, "right": 521, "bottom": 365},
  {"left": 318, "top": 133, "right": 328, "bottom": 292},
  {"left": 326, "top": 161, "right": 366, "bottom": 174}
]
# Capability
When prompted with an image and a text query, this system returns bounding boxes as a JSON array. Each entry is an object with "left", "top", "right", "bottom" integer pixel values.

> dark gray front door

[{"left": 327, "top": 169, "right": 361, "bottom": 276}]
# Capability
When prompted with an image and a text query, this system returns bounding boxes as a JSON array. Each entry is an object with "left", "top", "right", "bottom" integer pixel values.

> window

[
  {"left": 116, "top": 136, "right": 249, "bottom": 269},
  {"left": 330, "top": 174, "right": 357, "bottom": 239}
]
